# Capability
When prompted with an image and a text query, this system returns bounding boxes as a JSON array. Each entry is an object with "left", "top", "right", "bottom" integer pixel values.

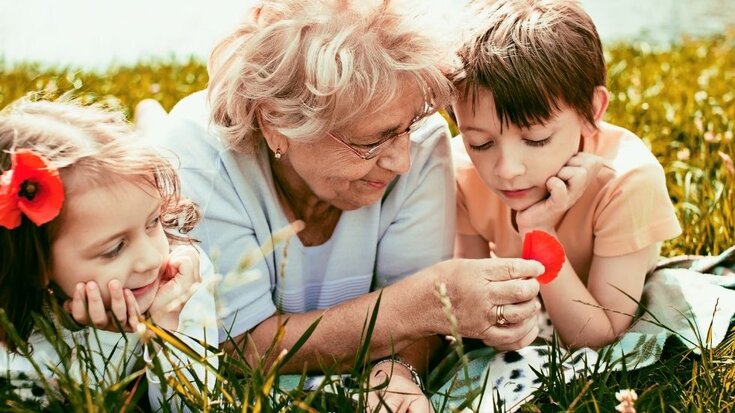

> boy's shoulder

[{"left": 592, "top": 122, "right": 663, "bottom": 177}]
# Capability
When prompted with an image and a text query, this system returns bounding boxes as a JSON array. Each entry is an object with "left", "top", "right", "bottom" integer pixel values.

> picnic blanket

[{"left": 431, "top": 246, "right": 735, "bottom": 412}]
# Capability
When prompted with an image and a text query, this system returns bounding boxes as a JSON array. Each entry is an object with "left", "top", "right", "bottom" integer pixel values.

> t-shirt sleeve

[
  {"left": 155, "top": 117, "right": 277, "bottom": 342},
  {"left": 451, "top": 137, "right": 482, "bottom": 236},
  {"left": 593, "top": 162, "right": 682, "bottom": 257},
  {"left": 374, "top": 114, "right": 456, "bottom": 287}
]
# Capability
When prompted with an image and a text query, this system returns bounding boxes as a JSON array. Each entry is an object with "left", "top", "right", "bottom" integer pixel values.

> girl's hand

[
  {"left": 64, "top": 280, "right": 142, "bottom": 332},
  {"left": 367, "top": 361, "right": 433, "bottom": 413},
  {"left": 516, "top": 152, "right": 603, "bottom": 235},
  {"left": 147, "top": 245, "right": 201, "bottom": 330}
]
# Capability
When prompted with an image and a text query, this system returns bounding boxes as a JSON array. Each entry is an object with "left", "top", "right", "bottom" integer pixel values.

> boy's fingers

[{"left": 545, "top": 177, "right": 568, "bottom": 207}]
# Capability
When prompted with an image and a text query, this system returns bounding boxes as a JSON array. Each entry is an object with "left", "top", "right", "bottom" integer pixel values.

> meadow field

[{"left": 1, "top": 30, "right": 734, "bottom": 412}]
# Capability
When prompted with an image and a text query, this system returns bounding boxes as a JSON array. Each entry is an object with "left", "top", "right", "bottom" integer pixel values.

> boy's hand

[
  {"left": 516, "top": 152, "right": 603, "bottom": 235},
  {"left": 64, "top": 280, "right": 142, "bottom": 332},
  {"left": 147, "top": 245, "right": 201, "bottom": 330}
]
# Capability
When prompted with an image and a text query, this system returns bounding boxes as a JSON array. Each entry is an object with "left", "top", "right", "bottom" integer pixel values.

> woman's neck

[{"left": 269, "top": 155, "right": 341, "bottom": 246}]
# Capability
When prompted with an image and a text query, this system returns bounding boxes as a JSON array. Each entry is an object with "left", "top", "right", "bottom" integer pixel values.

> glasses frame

[{"left": 327, "top": 115, "right": 429, "bottom": 160}]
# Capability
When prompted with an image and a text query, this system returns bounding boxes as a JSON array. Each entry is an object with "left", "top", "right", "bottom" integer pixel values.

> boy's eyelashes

[{"left": 468, "top": 136, "right": 552, "bottom": 151}]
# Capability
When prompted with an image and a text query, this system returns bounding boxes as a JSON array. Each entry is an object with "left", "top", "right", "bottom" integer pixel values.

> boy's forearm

[{"left": 540, "top": 261, "right": 624, "bottom": 349}]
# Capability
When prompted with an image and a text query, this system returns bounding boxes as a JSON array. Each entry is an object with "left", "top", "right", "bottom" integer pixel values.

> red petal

[
  {"left": 521, "top": 230, "right": 565, "bottom": 284},
  {"left": 0, "top": 186, "right": 22, "bottom": 229},
  {"left": 11, "top": 150, "right": 65, "bottom": 226}
]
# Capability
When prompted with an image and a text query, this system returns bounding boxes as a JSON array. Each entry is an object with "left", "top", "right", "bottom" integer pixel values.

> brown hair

[
  {"left": 0, "top": 98, "right": 199, "bottom": 348},
  {"left": 208, "top": 0, "right": 460, "bottom": 153},
  {"left": 453, "top": 0, "right": 606, "bottom": 129}
]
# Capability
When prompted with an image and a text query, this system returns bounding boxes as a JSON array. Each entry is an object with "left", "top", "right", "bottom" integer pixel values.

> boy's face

[
  {"left": 50, "top": 180, "right": 169, "bottom": 314},
  {"left": 454, "top": 89, "right": 584, "bottom": 211}
]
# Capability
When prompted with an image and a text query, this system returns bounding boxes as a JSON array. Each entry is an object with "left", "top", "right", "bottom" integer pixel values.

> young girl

[
  {"left": 451, "top": 0, "right": 682, "bottom": 349},
  {"left": 0, "top": 99, "right": 217, "bottom": 409}
]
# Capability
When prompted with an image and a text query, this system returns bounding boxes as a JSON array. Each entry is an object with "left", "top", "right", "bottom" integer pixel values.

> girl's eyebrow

[{"left": 84, "top": 202, "right": 161, "bottom": 253}]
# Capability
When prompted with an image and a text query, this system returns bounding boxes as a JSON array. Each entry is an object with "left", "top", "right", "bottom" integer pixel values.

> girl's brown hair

[{"left": 0, "top": 98, "right": 199, "bottom": 349}]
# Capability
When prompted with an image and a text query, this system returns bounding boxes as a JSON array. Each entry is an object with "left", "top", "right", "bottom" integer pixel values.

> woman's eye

[
  {"left": 469, "top": 140, "right": 495, "bottom": 151},
  {"left": 102, "top": 241, "right": 125, "bottom": 259},
  {"left": 525, "top": 137, "right": 551, "bottom": 147}
]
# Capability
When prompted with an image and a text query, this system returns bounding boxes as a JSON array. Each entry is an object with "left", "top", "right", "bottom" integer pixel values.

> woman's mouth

[{"left": 363, "top": 179, "right": 388, "bottom": 190}]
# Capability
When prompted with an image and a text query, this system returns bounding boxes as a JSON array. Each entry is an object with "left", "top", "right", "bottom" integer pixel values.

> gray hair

[{"left": 208, "top": 0, "right": 463, "bottom": 153}]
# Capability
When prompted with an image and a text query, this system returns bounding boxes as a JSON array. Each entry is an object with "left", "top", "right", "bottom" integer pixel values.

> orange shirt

[{"left": 454, "top": 122, "right": 682, "bottom": 284}]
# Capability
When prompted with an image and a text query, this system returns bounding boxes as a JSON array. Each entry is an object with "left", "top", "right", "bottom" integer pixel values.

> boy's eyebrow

[{"left": 459, "top": 125, "right": 488, "bottom": 134}]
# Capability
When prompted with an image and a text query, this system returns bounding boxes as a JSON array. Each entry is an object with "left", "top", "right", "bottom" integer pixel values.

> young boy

[{"left": 451, "top": 0, "right": 681, "bottom": 348}]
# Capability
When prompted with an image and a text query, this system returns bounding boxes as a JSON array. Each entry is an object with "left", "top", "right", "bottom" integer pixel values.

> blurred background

[
  {"left": 0, "top": 0, "right": 733, "bottom": 257},
  {"left": 1, "top": 0, "right": 734, "bottom": 70}
]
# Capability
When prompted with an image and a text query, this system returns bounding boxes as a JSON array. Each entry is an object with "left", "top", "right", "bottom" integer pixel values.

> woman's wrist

[
  {"left": 371, "top": 356, "right": 425, "bottom": 391},
  {"left": 410, "top": 260, "right": 452, "bottom": 336}
]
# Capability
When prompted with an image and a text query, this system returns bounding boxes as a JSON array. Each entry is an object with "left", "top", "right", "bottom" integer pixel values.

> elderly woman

[{"left": 151, "top": 0, "right": 542, "bottom": 409}]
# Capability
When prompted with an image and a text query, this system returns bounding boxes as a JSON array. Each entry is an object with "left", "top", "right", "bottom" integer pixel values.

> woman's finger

[
  {"left": 481, "top": 315, "right": 539, "bottom": 347},
  {"left": 491, "top": 298, "right": 541, "bottom": 325},
  {"left": 480, "top": 258, "right": 544, "bottom": 281}
]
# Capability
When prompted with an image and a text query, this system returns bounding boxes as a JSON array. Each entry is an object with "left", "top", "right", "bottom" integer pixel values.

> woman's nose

[{"left": 377, "top": 133, "right": 411, "bottom": 174}]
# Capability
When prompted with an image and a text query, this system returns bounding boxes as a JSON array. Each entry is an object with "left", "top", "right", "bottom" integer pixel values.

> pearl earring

[{"left": 274, "top": 149, "right": 282, "bottom": 160}]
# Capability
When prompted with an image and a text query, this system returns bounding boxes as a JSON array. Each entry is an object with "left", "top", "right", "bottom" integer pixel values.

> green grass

[{"left": 1, "top": 31, "right": 735, "bottom": 412}]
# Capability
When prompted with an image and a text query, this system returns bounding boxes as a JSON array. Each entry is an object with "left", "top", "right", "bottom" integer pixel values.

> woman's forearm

[{"left": 223, "top": 267, "right": 443, "bottom": 373}]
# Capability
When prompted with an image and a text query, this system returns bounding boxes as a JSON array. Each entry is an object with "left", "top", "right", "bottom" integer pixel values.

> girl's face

[
  {"left": 50, "top": 180, "right": 169, "bottom": 314},
  {"left": 453, "top": 90, "right": 584, "bottom": 211}
]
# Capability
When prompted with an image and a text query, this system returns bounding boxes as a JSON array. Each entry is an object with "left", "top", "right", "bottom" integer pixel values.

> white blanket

[{"left": 433, "top": 247, "right": 735, "bottom": 412}]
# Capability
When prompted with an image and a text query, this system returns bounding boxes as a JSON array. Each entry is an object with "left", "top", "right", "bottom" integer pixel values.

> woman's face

[{"left": 281, "top": 86, "right": 426, "bottom": 210}]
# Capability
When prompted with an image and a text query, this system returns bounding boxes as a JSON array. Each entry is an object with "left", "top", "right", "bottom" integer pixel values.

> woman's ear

[
  {"left": 582, "top": 86, "right": 610, "bottom": 137},
  {"left": 256, "top": 110, "right": 289, "bottom": 156}
]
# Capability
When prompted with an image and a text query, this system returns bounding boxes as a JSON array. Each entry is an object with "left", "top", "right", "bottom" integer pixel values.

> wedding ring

[{"left": 496, "top": 304, "right": 508, "bottom": 326}]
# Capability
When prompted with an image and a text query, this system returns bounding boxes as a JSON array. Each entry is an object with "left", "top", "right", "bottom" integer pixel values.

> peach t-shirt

[{"left": 454, "top": 122, "right": 682, "bottom": 284}]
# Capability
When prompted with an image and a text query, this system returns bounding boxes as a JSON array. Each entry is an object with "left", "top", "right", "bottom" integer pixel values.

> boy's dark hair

[{"left": 452, "top": 0, "right": 606, "bottom": 128}]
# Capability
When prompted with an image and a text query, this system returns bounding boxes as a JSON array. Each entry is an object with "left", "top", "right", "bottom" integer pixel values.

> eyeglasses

[{"left": 327, "top": 116, "right": 428, "bottom": 160}]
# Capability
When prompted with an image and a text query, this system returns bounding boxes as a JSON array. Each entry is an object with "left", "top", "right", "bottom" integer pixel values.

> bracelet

[{"left": 372, "top": 356, "right": 425, "bottom": 391}]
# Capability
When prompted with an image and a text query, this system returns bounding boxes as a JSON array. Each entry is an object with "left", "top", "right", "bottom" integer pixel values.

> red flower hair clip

[
  {"left": 0, "top": 149, "right": 65, "bottom": 229},
  {"left": 521, "top": 230, "right": 566, "bottom": 284}
]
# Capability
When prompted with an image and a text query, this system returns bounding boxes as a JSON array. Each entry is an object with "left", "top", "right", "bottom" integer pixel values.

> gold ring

[{"left": 496, "top": 304, "right": 508, "bottom": 326}]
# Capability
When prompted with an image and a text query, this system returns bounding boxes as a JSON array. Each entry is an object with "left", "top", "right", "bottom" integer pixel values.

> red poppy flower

[
  {"left": 0, "top": 150, "right": 64, "bottom": 229},
  {"left": 521, "top": 230, "right": 565, "bottom": 284}
]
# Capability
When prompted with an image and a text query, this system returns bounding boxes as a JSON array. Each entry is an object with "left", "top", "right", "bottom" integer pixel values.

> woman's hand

[
  {"left": 147, "top": 245, "right": 202, "bottom": 330},
  {"left": 367, "top": 361, "right": 432, "bottom": 413},
  {"left": 64, "top": 280, "right": 142, "bottom": 332},
  {"left": 516, "top": 152, "right": 603, "bottom": 235},
  {"left": 436, "top": 258, "right": 543, "bottom": 350}
]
